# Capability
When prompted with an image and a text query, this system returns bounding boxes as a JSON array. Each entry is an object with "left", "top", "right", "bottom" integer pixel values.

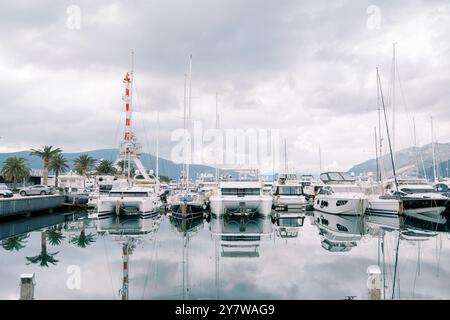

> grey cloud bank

[{"left": 0, "top": 0, "right": 449, "bottom": 173}]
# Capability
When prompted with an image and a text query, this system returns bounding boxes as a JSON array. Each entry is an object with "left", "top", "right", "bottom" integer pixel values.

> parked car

[
  {"left": 0, "top": 184, "right": 14, "bottom": 198},
  {"left": 19, "top": 185, "right": 53, "bottom": 196}
]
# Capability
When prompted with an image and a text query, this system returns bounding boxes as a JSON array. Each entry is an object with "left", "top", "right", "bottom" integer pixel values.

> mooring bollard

[
  {"left": 19, "top": 273, "right": 36, "bottom": 300},
  {"left": 366, "top": 265, "right": 382, "bottom": 300}
]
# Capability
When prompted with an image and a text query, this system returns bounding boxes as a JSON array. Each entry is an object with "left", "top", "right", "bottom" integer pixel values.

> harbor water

[{"left": 0, "top": 209, "right": 449, "bottom": 300}]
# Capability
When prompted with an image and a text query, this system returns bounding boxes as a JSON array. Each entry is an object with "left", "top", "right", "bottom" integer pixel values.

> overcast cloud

[{"left": 0, "top": 0, "right": 449, "bottom": 173}]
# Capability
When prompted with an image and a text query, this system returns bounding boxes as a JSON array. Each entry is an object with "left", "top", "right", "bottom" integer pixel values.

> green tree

[
  {"left": 49, "top": 153, "right": 69, "bottom": 188},
  {"left": 0, "top": 157, "right": 30, "bottom": 190},
  {"left": 117, "top": 160, "right": 135, "bottom": 177},
  {"left": 73, "top": 154, "right": 96, "bottom": 186},
  {"left": 96, "top": 159, "right": 117, "bottom": 175},
  {"left": 26, "top": 232, "right": 59, "bottom": 267},
  {"left": 159, "top": 175, "right": 171, "bottom": 183},
  {"left": 1, "top": 234, "right": 29, "bottom": 251},
  {"left": 30, "top": 146, "right": 62, "bottom": 185}
]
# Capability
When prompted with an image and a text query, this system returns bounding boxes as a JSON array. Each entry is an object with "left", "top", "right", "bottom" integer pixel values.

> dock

[{"left": 0, "top": 195, "right": 66, "bottom": 219}]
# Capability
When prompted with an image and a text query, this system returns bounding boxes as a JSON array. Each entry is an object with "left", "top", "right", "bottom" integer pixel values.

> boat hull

[
  {"left": 313, "top": 195, "right": 368, "bottom": 216},
  {"left": 210, "top": 195, "right": 273, "bottom": 216}
]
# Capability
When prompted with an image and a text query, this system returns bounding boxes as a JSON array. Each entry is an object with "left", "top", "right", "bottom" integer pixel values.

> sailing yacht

[
  {"left": 209, "top": 168, "right": 273, "bottom": 217},
  {"left": 93, "top": 55, "right": 162, "bottom": 217}
]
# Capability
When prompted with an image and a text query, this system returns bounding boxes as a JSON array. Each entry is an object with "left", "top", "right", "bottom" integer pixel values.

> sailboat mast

[
  {"left": 377, "top": 67, "right": 399, "bottom": 191},
  {"left": 391, "top": 43, "right": 396, "bottom": 166},
  {"left": 215, "top": 92, "right": 219, "bottom": 181},
  {"left": 183, "top": 73, "right": 187, "bottom": 188},
  {"left": 186, "top": 55, "right": 193, "bottom": 193},
  {"left": 156, "top": 111, "right": 160, "bottom": 190},
  {"left": 374, "top": 127, "right": 379, "bottom": 183},
  {"left": 431, "top": 116, "right": 437, "bottom": 182},
  {"left": 377, "top": 69, "right": 383, "bottom": 183}
]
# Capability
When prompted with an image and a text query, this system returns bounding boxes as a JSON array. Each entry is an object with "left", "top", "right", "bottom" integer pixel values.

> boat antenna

[
  {"left": 284, "top": 139, "right": 288, "bottom": 172},
  {"left": 377, "top": 67, "right": 398, "bottom": 192},
  {"left": 319, "top": 144, "right": 322, "bottom": 174}
]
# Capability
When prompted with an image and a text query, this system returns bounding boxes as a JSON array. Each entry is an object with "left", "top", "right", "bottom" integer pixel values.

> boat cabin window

[
  {"left": 99, "top": 184, "right": 113, "bottom": 192},
  {"left": 222, "top": 188, "right": 260, "bottom": 196},
  {"left": 276, "top": 186, "right": 303, "bottom": 196}
]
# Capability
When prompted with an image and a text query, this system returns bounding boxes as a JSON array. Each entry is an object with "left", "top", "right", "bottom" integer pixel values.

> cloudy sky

[{"left": 0, "top": 0, "right": 449, "bottom": 173}]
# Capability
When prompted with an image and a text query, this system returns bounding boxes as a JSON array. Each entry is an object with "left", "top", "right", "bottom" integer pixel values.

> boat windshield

[
  {"left": 276, "top": 186, "right": 303, "bottom": 196},
  {"left": 328, "top": 185, "right": 362, "bottom": 194},
  {"left": 222, "top": 188, "right": 261, "bottom": 196},
  {"left": 400, "top": 188, "right": 435, "bottom": 194},
  {"left": 109, "top": 191, "right": 149, "bottom": 197}
]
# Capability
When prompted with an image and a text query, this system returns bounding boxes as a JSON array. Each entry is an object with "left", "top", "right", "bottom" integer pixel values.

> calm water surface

[{"left": 0, "top": 209, "right": 449, "bottom": 300}]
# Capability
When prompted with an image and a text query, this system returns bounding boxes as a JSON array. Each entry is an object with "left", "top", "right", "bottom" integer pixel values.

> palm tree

[
  {"left": 1, "top": 234, "right": 29, "bottom": 251},
  {"left": 96, "top": 159, "right": 117, "bottom": 175},
  {"left": 49, "top": 153, "right": 69, "bottom": 188},
  {"left": 26, "top": 232, "right": 59, "bottom": 267},
  {"left": 73, "top": 154, "right": 96, "bottom": 187},
  {"left": 46, "top": 225, "right": 65, "bottom": 246},
  {"left": 1, "top": 157, "right": 30, "bottom": 190},
  {"left": 117, "top": 160, "right": 135, "bottom": 177},
  {"left": 69, "top": 229, "right": 96, "bottom": 248},
  {"left": 30, "top": 146, "right": 62, "bottom": 185}
]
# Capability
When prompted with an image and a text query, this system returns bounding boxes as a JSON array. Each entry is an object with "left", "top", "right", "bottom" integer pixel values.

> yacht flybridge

[{"left": 209, "top": 168, "right": 273, "bottom": 217}]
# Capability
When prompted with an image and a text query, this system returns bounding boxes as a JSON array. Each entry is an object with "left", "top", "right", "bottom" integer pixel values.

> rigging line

[
  {"left": 394, "top": 61, "right": 414, "bottom": 146},
  {"left": 133, "top": 78, "right": 153, "bottom": 165},
  {"left": 111, "top": 109, "right": 124, "bottom": 162},
  {"left": 102, "top": 236, "right": 117, "bottom": 299}
]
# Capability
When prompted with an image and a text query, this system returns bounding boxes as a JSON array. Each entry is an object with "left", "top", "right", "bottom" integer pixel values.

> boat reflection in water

[
  {"left": 273, "top": 213, "right": 306, "bottom": 239},
  {"left": 209, "top": 214, "right": 273, "bottom": 259},
  {"left": 313, "top": 211, "right": 368, "bottom": 252},
  {"left": 93, "top": 212, "right": 163, "bottom": 300},
  {"left": 168, "top": 214, "right": 205, "bottom": 300}
]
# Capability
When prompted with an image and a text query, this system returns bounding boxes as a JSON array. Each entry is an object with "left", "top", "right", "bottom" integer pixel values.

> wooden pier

[{"left": 0, "top": 195, "right": 66, "bottom": 219}]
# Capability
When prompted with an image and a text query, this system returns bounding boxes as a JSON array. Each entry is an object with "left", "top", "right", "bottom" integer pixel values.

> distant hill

[
  {"left": 348, "top": 142, "right": 450, "bottom": 179},
  {"left": 0, "top": 148, "right": 216, "bottom": 180}
]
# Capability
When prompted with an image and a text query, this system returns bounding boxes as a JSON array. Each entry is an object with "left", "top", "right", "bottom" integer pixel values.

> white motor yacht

[
  {"left": 209, "top": 168, "right": 273, "bottom": 217},
  {"left": 272, "top": 172, "right": 307, "bottom": 212},
  {"left": 313, "top": 172, "right": 368, "bottom": 216}
]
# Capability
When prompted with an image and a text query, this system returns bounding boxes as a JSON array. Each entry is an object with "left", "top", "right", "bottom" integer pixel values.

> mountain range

[
  {"left": 348, "top": 142, "right": 450, "bottom": 179},
  {"left": 0, "top": 149, "right": 215, "bottom": 180}
]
